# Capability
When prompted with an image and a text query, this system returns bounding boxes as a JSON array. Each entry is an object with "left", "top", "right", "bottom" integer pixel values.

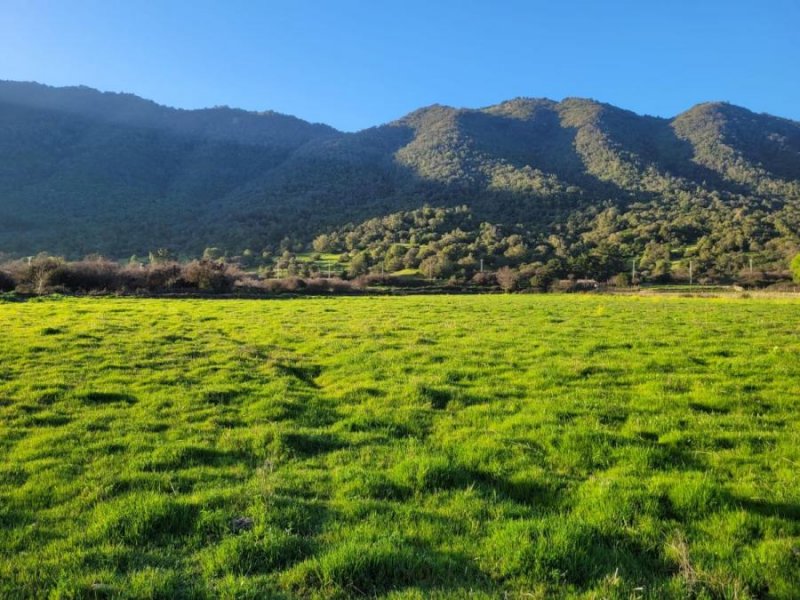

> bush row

[
  {"left": 0, "top": 258, "right": 416, "bottom": 296},
  {"left": 3, "top": 255, "right": 786, "bottom": 297},
  {"left": 0, "top": 258, "right": 238, "bottom": 294}
]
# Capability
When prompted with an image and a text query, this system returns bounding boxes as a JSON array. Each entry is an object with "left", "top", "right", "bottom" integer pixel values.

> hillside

[{"left": 0, "top": 81, "right": 798, "bottom": 279}]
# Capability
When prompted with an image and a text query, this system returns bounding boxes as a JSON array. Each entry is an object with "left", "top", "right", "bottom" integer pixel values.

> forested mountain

[{"left": 0, "top": 80, "right": 798, "bottom": 281}]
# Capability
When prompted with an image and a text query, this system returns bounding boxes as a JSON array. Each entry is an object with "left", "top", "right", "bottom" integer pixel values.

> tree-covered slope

[
  {"left": 0, "top": 80, "right": 798, "bottom": 272},
  {"left": 0, "top": 82, "right": 338, "bottom": 256}
]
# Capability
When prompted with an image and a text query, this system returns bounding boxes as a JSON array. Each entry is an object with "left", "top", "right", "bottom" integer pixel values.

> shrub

[
  {"left": 282, "top": 277, "right": 306, "bottom": 292},
  {"left": 611, "top": 272, "right": 630, "bottom": 287},
  {"left": 233, "top": 276, "right": 262, "bottom": 292},
  {"left": 258, "top": 279, "right": 285, "bottom": 294},
  {"left": 471, "top": 271, "right": 496, "bottom": 287},
  {"left": 255, "top": 277, "right": 309, "bottom": 294},
  {"left": 326, "top": 278, "right": 355, "bottom": 293},
  {"left": 522, "top": 263, "right": 558, "bottom": 291},
  {"left": 182, "top": 260, "right": 235, "bottom": 292},
  {"left": 304, "top": 278, "right": 338, "bottom": 294},
  {"left": 358, "top": 274, "right": 393, "bottom": 287},
  {"left": 496, "top": 267, "right": 520, "bottom": 292},
  {"left": 0, "top": 270, "right": 15, "bottom": 292},
  {"left": 550, "top": 279, "right": 577, "bottom": 292},
  {"left": 310, "top": 278, "right": 340, "bottom": 293},
  {"left": 118, "top": 264, "right": 149, "bottom": 290},
  {"left": 8, "top": 255, "right": 63, "bottom": 294},
  {"left": 144, "top": 263, "right": 183, "bottom": 291},
  {"left": 46, "top": 260, "right": 121, "bottom": 292}
]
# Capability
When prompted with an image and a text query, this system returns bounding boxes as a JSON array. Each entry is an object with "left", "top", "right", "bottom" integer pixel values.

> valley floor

[{"left": 0, "top": 295, "right": 798, "bottom": 598}]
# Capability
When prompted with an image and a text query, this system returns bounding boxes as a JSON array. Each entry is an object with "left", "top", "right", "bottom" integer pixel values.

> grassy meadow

[{"left": 1, "top": 295, "right": 799, "bottom": 599}]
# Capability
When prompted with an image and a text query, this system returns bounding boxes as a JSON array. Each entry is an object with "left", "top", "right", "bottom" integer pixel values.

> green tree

[
  {"left": 347, "top": 252, "right": 370, "bottom": 278},
  {"left": 791, "top": 253, "right": 800, "bottom": 283},
  {"left": 651, "top": 259, "right": 672, "bottom": 283},
  {"left": 312, "top": 234, "right": 332, "bottom": 253},
  {"left": 239, "top": 249, "right": 255, "bottom": 268},
  {"left": 148, "top": 248, "right": 175, "bottom": 265},
  {"left": 419, "top": 255, "right": 453, "bottom": 279},
  {"left": 202, "top": 247, "right": 224, "bottom": 261}
]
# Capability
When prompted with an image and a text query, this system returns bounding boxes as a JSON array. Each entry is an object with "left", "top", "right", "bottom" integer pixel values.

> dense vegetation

[
  {"left": 1, "top": 81, "right": 799, "bottom": 283},
  {"left": 1, "top": 295, "right": 798, "bottom": 598},
  {"left": 307, "top": 205, "right": 798, "bottom": 287}
]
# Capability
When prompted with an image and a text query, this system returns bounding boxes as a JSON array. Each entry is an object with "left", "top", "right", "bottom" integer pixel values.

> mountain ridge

[
  {"left": 6, "top": 80, "right": 797, "bottom": 137},
  {"left": 0, "top": 80, "right": 798, "bottom": 281},
  {"left": 0, "top": 80, "right": 340, "bottom": 146}
]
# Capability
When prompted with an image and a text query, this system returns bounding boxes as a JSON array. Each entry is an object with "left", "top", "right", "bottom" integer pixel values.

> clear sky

[{"left": 1, "top": 0, "right": 798, "bottom": 131}]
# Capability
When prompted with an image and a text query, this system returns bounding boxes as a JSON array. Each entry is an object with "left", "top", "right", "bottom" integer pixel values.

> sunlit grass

[{"left": 1, "top": 295, "right": 798, "bottom": 598}]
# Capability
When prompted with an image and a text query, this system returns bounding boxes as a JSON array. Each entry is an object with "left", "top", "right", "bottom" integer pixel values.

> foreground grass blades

[{"left": 1, "top": 295, "right": 799, "bottom": 598}]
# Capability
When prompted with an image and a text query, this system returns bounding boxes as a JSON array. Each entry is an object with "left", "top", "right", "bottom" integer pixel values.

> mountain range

[{"left": 0, "top": 80, "right": 798, "bottom": 270}]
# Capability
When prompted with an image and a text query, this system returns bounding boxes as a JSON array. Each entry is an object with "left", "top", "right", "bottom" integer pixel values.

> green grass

[
  {"left": 1, "top": 295, "right": 799, "bottom": 599},
  {"left": 389, "top": 269, "right": 422, "bottom": 278},
  {"left": 293, "top": 253, "right": 343, "bottom": 264}
]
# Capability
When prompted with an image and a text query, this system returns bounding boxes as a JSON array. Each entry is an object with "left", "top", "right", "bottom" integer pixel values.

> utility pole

[
  {"left": 631, "top": 258, "right": 637, "bottom": 284},
  {"left": 480, "top": 258, "right": 484, "bottom": 273},
  {"left": 689, "top": 261, "right": 693, "bottom": 286}
]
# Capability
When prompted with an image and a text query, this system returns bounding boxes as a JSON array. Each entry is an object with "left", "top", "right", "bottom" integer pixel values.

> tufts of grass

[
  {"left": 88, "top": 492, "right": 198, "bottom": 545},
  {"left": 283, "top": 537, "right": 481, "bottom": 597},
  {"left": 201, "top": 527, "right": 312, "bottom": 578},
  {"left": 0, "top": 295, "right": 798, "bottom": 597}
]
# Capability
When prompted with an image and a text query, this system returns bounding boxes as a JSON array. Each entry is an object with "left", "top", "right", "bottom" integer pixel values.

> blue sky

[{"left": 1, "top": 0, "right": 798, "bottom": 131}]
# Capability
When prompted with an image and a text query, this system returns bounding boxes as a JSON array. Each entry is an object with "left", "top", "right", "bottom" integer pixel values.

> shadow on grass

[
  {"left": 274, "top": 363, "right": 322, "bottom": 388},
  {"left": 90, "top": 492, "right": 198, "bottom": 546},
  {"left": 688, "top": 401, "right": 730, "bottom": 415},
  {"left": 401, "top": 458, "right": 563, "bottom": 510},
  {"left": 334, "top": 414, "right": 422, "bottom": 439},
  {"left": 731, "top": 495, "right": 800, "bottom": 522},
  {"left": 267, "top": 397, "right": 340, "bottom": 428},
  {"left": 199, "top": 387, "right": 244, "bottom": 405},
  {"left": 138, "top": 444, "right": 249, "bottom": 472},
  {"left": 275, "top": 431, "right": 348, "bottom": 458},
  {"left": 79, "top": 391, "right": 137, "bottom": 404}
]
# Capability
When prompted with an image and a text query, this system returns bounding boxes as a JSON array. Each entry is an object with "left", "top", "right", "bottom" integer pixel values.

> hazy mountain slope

[
  {"left": 0, "top": 82, "right": 338, "bottom": 255},
  {"left": 0, "top": 80, "right": 338, "bottom": 146}
]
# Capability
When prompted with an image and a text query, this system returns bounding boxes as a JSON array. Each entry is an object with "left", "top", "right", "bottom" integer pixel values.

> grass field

[{"left": 1, "top": 295, "right": 799, "bottom": 599}]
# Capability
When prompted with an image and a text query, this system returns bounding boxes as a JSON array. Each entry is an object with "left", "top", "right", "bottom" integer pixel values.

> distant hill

[{"left": 0, "top": 80, "right": 798, "bottom": 278}]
